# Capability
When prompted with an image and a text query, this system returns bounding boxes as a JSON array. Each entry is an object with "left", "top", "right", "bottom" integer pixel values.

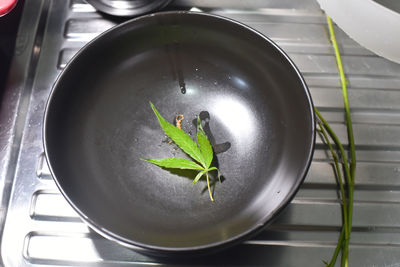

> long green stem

[
  {"left": 343, "top": 183, "right": 354, "bottom": 267},
  {"left": 206, "top": 171, "right": 214, "bottom": 202},
  {"left": 327, "top": 227, "right": 346, "bottom": 267},
  {"left": 323, "top": 15, "right": 356, "bottom": 267},
  {"left": 316, "top": 109, "right": 352, "bottom": 267},
  {"left": 315, "top": 109, "right": 352, "bottom": 186},
  {"left": 326, "top": 16, "right": 356, "bottom": 181},
  {"left": 342, "top": 247, "right": 349, "bottom": 267},
  {"left": 318, "top": 121, "right": 349, "bottom": 267},
  {"left": 318, "top": 123, "right": 348, "bottom": 240}
]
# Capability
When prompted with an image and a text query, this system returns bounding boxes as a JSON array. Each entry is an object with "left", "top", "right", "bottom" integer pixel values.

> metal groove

[
  {"left": 2, "top": 0, "right": 400, "bottom": 266},
  {"left": 0, "top": 0, "right": 50, "bottom": 254},
  {"left": 303, "top": 72, "right": 400, "bottom": 80},
  {"left": 245, "top": 240, "right": 400, "bottom": 249}
]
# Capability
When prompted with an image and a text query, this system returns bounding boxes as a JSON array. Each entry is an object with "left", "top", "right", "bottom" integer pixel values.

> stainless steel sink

[{"left": 2, "top": 0, "right": 400, "bottom": 266}]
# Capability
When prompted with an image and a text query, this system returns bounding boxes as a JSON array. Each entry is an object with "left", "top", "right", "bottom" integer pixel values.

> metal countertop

[{"left": 1, "top": 0, "right": 400, "bottom": 266}]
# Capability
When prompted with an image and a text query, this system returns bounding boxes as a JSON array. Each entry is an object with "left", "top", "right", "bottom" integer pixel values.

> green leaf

[
  {"left": 150, "top": 102, "right": 206, "bottom": 167},
  {"left": 196, "top": 116, "right": 213, "bottom": 168},
  {"left": 192, "top": 170, "right": 206, "bottom": 184},
  {"left": 141, "top": 158, "right": 204, "bottom": 170}
]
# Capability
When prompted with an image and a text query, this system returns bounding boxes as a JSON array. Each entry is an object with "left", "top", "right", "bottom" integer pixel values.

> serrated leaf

[
  {"left": 141, "top": 158, "right": 204, "bottom": 170},
  {"left": 196, "top": 116, "right": 213, "bottom": 168},
  {"left": 150, "top": 102, "right": 206, "bottom": 167},
  {"left": 192, "top": 170, "right": 206, "bottom": 184}
]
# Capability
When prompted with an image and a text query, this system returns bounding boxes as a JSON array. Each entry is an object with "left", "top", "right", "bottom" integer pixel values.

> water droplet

[
  {"left": 214, "top": 81, "right": 218, "bottom": 85},
  {"left": 195, "top": 68, "right": 199, "bottom": 71}
]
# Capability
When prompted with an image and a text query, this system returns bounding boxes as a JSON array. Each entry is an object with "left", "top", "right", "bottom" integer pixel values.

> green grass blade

[
  {"left": 150, "top": 102, "right": 205, "bottom": 167},
  {"left": 141, "top": 158, "right": 204, "bottom": 170},
  {"left": 197, "top": 116, "right": 214, "bottom": 168}
]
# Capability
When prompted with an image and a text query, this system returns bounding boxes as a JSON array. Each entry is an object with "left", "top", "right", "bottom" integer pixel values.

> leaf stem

[
  {"left": 341, "top": 246, "right": 349, "bottom": 267},
  {"left": 343, "top": 183, "right": 354, "bottom": 267},
  {"left": 326, "top": 227, "right": 345, "bottom": 267},
  {"left": 315, "top": 109, "right": 353, "bottom": 267},
  {"left": 206, "top": 171, "right": 214, "bottom": 202},
  {"left": 318, "top": 122, "right": 348, "bottom": 240},
  {"left": 326, "top": 16, "right": 356, "bottom": 183},
  {"left": 326, "top": 15, "right": 356, "bottom": 267},
  {"left": 315, "top": 109, "right": 351, "bottom": 186}
]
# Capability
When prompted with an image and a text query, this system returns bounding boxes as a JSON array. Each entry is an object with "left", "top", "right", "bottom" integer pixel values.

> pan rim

[
  {"left": 43, "top": 10, "right": 316, "bottom": 254},
  {"left": 85, "top": 0, "right": 173, "bottom": 17}
]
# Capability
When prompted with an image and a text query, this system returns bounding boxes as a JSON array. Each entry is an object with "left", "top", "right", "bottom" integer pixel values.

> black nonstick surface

[{"left": 44, "top": 11, "right": 315, "bottom": 255}]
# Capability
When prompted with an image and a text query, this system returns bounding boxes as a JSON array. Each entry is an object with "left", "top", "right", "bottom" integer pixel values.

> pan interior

[{"left": 45, "top": 13, "right": 314, "bottom": 251}]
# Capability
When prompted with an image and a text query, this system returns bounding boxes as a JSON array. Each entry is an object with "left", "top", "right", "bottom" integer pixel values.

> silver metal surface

[
  {"left": 1, "top": 0, "right": 400, "bottom": 266},
  {"left": 85, "top": 0, "right": 173, "bottom": 17}
]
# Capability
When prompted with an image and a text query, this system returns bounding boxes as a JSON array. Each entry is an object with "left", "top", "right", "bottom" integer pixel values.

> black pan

[{"left": 44, "top": 11, "right": 315, "bottom": 255}]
